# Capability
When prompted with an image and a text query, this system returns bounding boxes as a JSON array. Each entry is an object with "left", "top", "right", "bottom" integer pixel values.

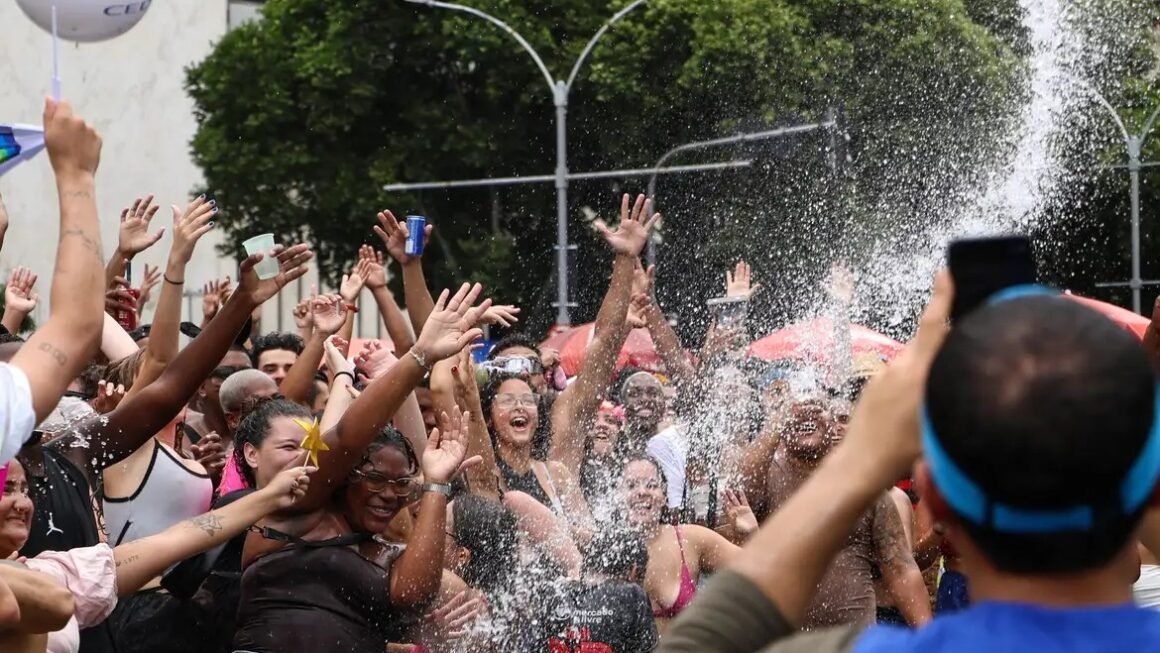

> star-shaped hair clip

[{"left": 294, "top": 417, "right": 329, "bottom": 467}]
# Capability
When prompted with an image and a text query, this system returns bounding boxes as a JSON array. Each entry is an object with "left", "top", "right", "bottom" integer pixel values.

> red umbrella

[
  {"left": 747, "top": 319, "right": 904, "bottom": 363},
  {"left": 540, "top": 323, "right": 663, "bottom": 377},
  {"left": 1063, "top": 293, "right": 1149, "bottom": 340}
]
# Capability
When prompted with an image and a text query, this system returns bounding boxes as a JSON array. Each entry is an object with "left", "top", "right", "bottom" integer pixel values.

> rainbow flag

[{"left": 0, "top": 124, "right": 45, "bottom": 177}]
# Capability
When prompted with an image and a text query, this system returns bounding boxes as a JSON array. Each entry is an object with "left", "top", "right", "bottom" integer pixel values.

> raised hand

[
  {"left": 106, "top": 276, "right": 137, "bottom": 316},
  {"left": 419, "top": 590, "right": 485, "bottom": 645},
  {"left": 828, "top": 263, "right": 854, "bottom": 303},
  {"left": 310, "top": 294, "right": 348, "bottom": 336},
  {"left": 374, "top": 209, "right": 432, "bottom": 266},
  {"left": 626, "top": 293, "right": 649, "bottom": 329},
  {"left": 43, "top": 98, "right": 102, "bottom": 177},
  {"left": 355, "top": 340, "right": 398, "bottom": 379},
  {"left": 189, "top": 431, "right": 227, "bottom": 478},
  {"left": 118, "top": 195, "right": 164, "bottom": 259},
  {"left": 260, "top": 457, "right": 315, "bottom": 510},
  {"left": 90, "top": 380, "right": 125, "bottom": 415},
  {"left": 236, "top": 243, "right": 313, "bottom": 308},
  {"left": 632, "top": 258, "right": 656, "bottom": 300},
  {"left": 323, "top": 336, "right": 356, "bottom": 377},
  {"left": 421, "top": 410, "right": 483, "bottom": 484},
  {"left": 170, "top": 196, "right": 217, "bottom": 263},
  {"left": 292, "top": 296, "right": 314, "bottom": 334},
  {"left": 357, "top": 244, "right": 388, "bottom": 290},
  {"left": 478, "top": 304, "right": 520, "bottom": 328},
  {"left": 594, "top": 194, "right": 661, "bottom": 257},
  {"left": 724, "top": 489, "right": 758, "bottom": 537},
  {"left": 4, "top": 266, "right": 39, "bottom": 315},
  {"left": 725, "top": 260, "right": 760, "bottom": 299},
  {"left": 413, "top": 283, "right": 491, "bottom": 363},
  {"left": 339, "top": 266, "right": 366, "bottom": 304},
  {"left": 135, "top": 264, "right": 162, "bottom": 314},
  {"left": 202, "top": 279, "right": 223, "bottom": 322}
]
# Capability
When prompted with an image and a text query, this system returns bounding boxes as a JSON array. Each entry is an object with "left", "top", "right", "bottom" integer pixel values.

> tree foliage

[{"left": 192, "top": 0, "right": 1148, "bottom": 339}]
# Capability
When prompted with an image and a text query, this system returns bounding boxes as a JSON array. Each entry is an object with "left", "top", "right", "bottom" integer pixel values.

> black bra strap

[{"left": 255, "top": 526, "right": 371, "bottom": 549}]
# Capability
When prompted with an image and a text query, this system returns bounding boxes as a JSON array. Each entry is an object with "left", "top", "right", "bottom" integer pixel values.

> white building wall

[{"left": 0, "top": 0, "right": 385, "bottom": 339}]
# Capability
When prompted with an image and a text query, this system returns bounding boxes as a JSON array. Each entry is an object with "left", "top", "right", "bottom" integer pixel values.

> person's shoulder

[{"left": 755, "top": 625, "right": 865, "bottom": 653}]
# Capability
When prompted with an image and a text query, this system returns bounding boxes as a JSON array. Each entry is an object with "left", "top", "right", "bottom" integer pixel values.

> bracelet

[
  {"left": 333, "top": 370, "right": 356, "bottom": 384},
  {"left": 408, "top": 348, "right": 432, "bottom": 373},
  {"left": 343, "top": 302, "right": 359, "bottom": 313},
  {"left": 422, "top": 482, "right": 452, "bottom": 497},
  {"left": 164, "top": 274, "right": 184, "bottom": 285}
]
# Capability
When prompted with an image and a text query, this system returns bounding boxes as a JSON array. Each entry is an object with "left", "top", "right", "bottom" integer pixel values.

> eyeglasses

[
  {"left": 351, "top": 469, "right": 419, "bottom": 495},
  {"left": 494, "top": 393, "right": 538, "bottom": 409},
  {"left": 490, "top": 356, "right": 544, "bottom": 376}
]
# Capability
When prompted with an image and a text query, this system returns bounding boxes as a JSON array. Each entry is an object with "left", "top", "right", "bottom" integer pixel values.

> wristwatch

[{"left": 422, "top": 482, "right": 453, "bottom": 497}]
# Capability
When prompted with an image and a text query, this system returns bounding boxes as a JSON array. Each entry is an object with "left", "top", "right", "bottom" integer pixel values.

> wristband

[
  {"left": 164, "top": 274, "right": 184, "bottom": 285},
  {"left": 422, "top": 482, "right": 452, "bottom": 497},
  {"left": 333, "top": 370, "right": 356, "bottom": 384},
  {"left": 343, "top": 302, "right": 359, "bottom": 313},
  {"left": 408, "top": 348, "right": 433, "bottom": 373}
]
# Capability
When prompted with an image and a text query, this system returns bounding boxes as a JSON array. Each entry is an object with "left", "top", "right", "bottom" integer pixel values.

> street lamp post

[
  {"left": 1071, "top": 77, "right": 1160, "bottom": 314},
  {"left": 644, "top": 115, "right": 839, "bottom": 265},
  {"left": 404, "top": 0, "right": 648, "bottom": 327}
]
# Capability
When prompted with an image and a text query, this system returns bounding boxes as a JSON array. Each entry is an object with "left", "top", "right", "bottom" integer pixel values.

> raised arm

[
  {"left": 281, "top": 295, "right": 347, "bottom": 405},
  {"left": 549, "top": 194, "right": 660, "bottom": 471},
  {"left": 1, "top": 268, "right": 38, "bottom": 335},
  {"left": 375, "top": 210, "right": 436, "bottom": 337},
  {"left": 640, "top": 268, "right": 694, "bottom": 385},
  {"left": 76, "top": 245, "right": 313, "bottom": 472},
  {"left": 113, "top": 463, "right": 311, "bottom": 594},
  {"left": 294, "top": 283, "right": 489, "bottom": 512},
  {"left": 391, "top": 410, "right": 481, "bottom": 608},
  {"left": 10, "top": 99, "right": 106, "bottom": 424},
  {"left": 359, "top": 244, "right": 416, "bottom": 354},
  {"left": 872, "top": 492, "right": 931, "bottom": 626},
  {"left": 431, "top": 349, "right": 501, "bottom": 500},
  {"left": 125, "top": 196, "right": 217, "bottom": 400}
]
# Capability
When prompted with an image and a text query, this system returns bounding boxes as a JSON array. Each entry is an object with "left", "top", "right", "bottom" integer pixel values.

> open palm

[
  {"left": 421, "top": 410, "right": 480, "bottom": 484},
  {"left": 595, "top": 193, "right": 661, "bottom": 257},
  {"left": 414, "top": 283, "right": 490, "bottom": 362},
  {"left": 119, "top": 195, "right": 164, "bottom": 257}
]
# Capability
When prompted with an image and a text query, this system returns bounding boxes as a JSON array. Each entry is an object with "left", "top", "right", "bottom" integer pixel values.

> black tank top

[{"left": 232, "top": 533, "right": 409, "bottom": 653}]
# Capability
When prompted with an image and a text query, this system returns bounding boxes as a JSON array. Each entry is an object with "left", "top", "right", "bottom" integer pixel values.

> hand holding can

[{"left": 404, "top": 216, "right": 426, "bottom": 257}]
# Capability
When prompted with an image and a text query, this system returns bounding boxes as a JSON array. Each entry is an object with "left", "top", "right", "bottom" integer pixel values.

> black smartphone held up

[{"left": 947, "top": 235, "right": 1037, "bottom": 322}]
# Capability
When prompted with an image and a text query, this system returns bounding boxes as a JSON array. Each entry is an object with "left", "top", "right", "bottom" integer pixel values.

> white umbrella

[{"left": 0, "top": 124, "right": 46, "bottom": 177}]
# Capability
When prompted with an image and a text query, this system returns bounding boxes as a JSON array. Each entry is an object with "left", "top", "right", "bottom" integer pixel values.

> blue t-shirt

[{"left": 855, "top": 601, "right": 1160, "bottom": 653}]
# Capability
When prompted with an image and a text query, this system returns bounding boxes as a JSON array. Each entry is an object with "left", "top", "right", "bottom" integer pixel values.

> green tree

[{"left": 187, "top": 0, "right": 1020, "bottom": 337}]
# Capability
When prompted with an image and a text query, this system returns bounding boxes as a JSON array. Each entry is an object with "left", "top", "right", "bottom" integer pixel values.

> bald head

[{"left": 219, "top": 369, "right": 278, "bottom": 415}]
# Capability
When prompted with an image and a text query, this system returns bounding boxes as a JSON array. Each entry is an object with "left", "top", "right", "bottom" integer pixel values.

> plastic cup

[{"left": 242, "top": 233, "right": 279, "bottom": 280}]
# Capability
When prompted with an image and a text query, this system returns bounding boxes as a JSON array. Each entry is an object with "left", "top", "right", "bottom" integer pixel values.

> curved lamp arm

[
  {"left": 1066, "top": 73, "right": 1132, "bottom": 145},
  {"left": 404, "top": 0, "right": 556, "bottom": 93},
  {"left": 1139, "top": 103, "right": 1160, "bottom": 149},
  {"left": 565, "top": 0, "right": 648, "bottom": 90}
]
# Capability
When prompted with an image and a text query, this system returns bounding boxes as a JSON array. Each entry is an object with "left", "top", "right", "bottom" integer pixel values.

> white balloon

[{"left": 15, "top": 0, "right": 153, "bottom": 43}]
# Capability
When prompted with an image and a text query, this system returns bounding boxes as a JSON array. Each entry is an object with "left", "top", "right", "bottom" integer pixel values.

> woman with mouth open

[
  {"left": 229, "top": 283, "right": 491, "bottom": 653},
  {"left": 621, "top": 456, "right": 753, "bottom": 632}
]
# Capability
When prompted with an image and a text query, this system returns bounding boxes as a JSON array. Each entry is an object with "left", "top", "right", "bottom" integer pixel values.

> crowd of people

[{"left": 2, "top": 99, "right": 1160, "bottom": 653}]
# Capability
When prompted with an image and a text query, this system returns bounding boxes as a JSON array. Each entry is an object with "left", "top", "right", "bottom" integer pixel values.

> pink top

[
  {"left": 218, "top": 455, "right": 250, "bottom": 495},
  {"left": 652, "top": 526, "right": 697, "bottom": 619},
  {"left": 25, "top": 544, "right": 119, "bottom": 653}
]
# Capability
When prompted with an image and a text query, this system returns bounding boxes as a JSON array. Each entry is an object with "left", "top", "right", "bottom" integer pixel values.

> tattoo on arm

[
  {"left": 37, "top": 342, "right": 68, "bottom": 367},
  {"left": 115, "top": 554, "right": 140, "bottom": 569},
  {"left": 59, "top": 227, "right": 103, "bottom": 260},
  {"left": 873, "top": 493, "right": 917, "bottom": 572},
  {"left": 188, "top": 513, "right": 224, "bottom": 537},
  {"left": 59, "top": 190, "right": 92, "bottom": 199}
]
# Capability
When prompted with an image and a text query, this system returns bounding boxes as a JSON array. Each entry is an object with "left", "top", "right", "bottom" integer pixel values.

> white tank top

[{"left": 103, "top": 441, "right": 213, "bottom": 545}]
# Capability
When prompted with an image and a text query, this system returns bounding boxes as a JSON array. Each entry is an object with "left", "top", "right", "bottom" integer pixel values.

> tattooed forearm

[
  {"left": 59, "top": 190, "right": 92, "bottom": 199},
  {"left": 872, "top": 493, "right": 915, "bottom": 571},
  {"left": 36, "top": 342, "right": 68, "bottom": 367},
  {"left": 115, "top": 554, "right": 140, "bottom": 568},
  {"left": 59, "top": 227, "right": 102, "bottom": 259},
  {"left": 188, "top": 512, "right": 224, "bottom": 537}
]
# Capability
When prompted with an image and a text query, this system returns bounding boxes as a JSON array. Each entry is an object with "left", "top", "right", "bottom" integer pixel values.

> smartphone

[
  {"left": 707, "top": 296, "right": 749, "bottom": 328},
  {"left": 947, "top": 235, "right": 1036, "bottom": 321}
]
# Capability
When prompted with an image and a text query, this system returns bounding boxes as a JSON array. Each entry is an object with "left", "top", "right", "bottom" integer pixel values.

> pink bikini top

[{"left": 653, "top": 525, "right": 697, "bottom": 618}]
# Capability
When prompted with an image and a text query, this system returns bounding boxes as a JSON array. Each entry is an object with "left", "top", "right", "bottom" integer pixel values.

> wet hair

[
  {"left": 927, "top": 297, "right": 1156, "bottom": 574},
  {"left": 451, "top": 495, "right": 519, "bottom": 594},
  {"left": 584, "top": 527, "right": 649, "bottom": 579},
  {"left": 360, "top": 425, "right": 419, "bottom": 474},
  {"left": 480, "top": 373, "right": 550, "bottom": 459},
  {"left": 209, "top": 365, "right": 238, "bottom": 383},
  {"left": 622, "top": 456, "right": 673, "bottom": 524},
  {"left": 233, "top": 398, "right": 313, "bottom": 486},
  {"left": 488, "top": 334, "right": 542, "bottom": 361},
  {"left": 102, "top": 349, "right": 147, "bottom": 390},
  {"left": 307, "top": 371, "right": 330, "bottom": 407},
  {"left": 250, "top": 332, "right": 305, "bottom": 368},
  {"left": 75, "top": 363, "right": 104, "bottom": 399}
]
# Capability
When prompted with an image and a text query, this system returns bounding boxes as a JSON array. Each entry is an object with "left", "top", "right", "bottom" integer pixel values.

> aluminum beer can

[{"left": 404, "top": 215, "right": 426, "bottom": 256}]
